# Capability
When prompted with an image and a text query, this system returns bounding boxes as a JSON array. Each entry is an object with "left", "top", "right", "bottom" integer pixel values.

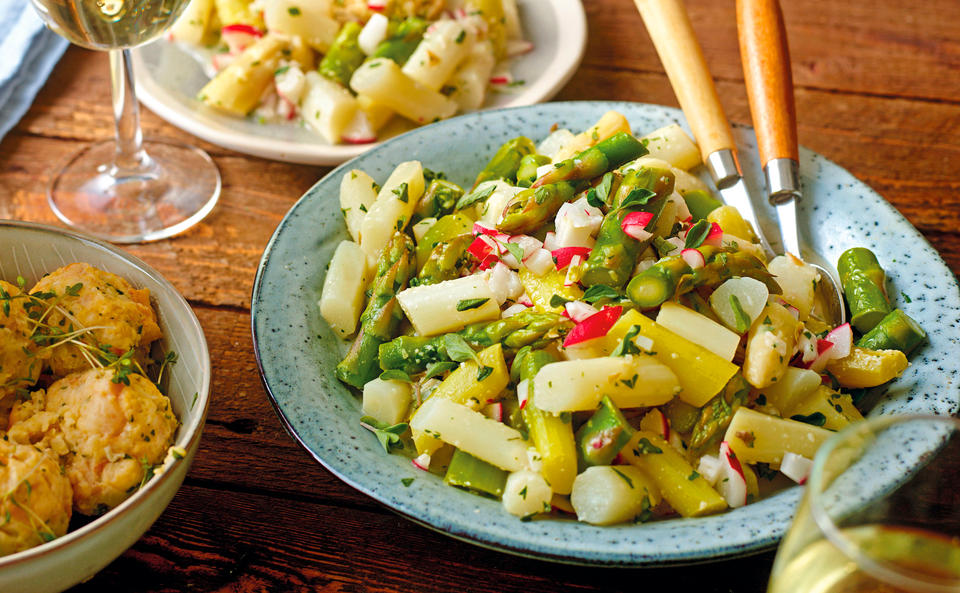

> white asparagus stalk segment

[
  {"left": 396, "top": 275, "right": 500, "bottom": 336},
  {"left": 402, "top": 19, "right": 473, "bottom": 91},
  {"left": 169, "top": 0, "right": 214, "bottom": 44},
  {"left": 362, "top": 378, "right": 412, "bottom": 426},
  {"left": 409, "top": 397, "right": 528, "bottom": 472},
  {"left": 502, "top": 470, "right": 552, "bottom": 518},
  {"left": 723, "top": 408, "right": 833, "bottom": 466},
  {"left": 570, "top": 465, "right": 661, "bottom": 526},
  {"left": 198, "top": 35, "right": 285, "bottom": 115},
  {"left": 359, "top": 160, "right": 425, "bottom": 261},
  {"left": 350, "top": 58, "right": 458, "bottom": 125},
  {"left": 638, "top": 123, "right": 701, "bottom": 170},
  {"left": 449, "top": 40, "right": 496, "bottom": 112},
  {"left": 655, "top": 301, "right": 741, "bottom": 361},
  {"left": 302, "top": 71, "right": 358, "bottom": 144},
  {"left": 263, "top": 0, "right": 339, "bottom": 52},
  {"left": 339, "top": 169, "right": 378, "bottom": 242},
  {"left": 318, "top": 240, "right": 369, "bottom": 337},
  {"left": 532, "top": 355, "right": 679, "bottom": 413}
]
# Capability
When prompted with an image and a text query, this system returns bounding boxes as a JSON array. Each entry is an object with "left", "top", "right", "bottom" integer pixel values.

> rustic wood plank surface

[{"left": 1, "top": 0, "right": 958, "bottom": 590}]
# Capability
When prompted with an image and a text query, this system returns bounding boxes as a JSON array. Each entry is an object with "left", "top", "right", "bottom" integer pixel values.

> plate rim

[
  {"left": 133, "top": 0, "right": 587, "bottom": 165},
  {"left": 251, "top": 100, "right": 960, "bottom": 566}
]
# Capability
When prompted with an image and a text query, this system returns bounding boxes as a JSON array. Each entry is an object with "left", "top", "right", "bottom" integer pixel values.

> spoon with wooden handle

[{"left": 737, "top": 0, "right": 846, "bottom": 326}]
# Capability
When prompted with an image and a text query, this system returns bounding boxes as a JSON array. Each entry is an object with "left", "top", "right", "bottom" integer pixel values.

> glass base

[{"left": 48, "top": 138, "right": 221, "bottom": 243}]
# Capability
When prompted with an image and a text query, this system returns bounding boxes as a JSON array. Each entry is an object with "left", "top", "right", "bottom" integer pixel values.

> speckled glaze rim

[
  {"left": 0, "top": 220, "right": 212, "bottom": 569},
  {"left": 252, "top": 101, "right": 960, "bottom": 566}
]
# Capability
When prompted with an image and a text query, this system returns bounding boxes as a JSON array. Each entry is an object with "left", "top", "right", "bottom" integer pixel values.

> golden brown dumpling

[
  {"left": 0, "top": 440, "right": 72, "bottom": 556},
  {"left": 30, "top": 263, "right": 162, "bottom": 377},
  {"left": 9, "top": 368, "right": 178, "bottom": 515},
  {"left": 0, "top": 280, "right": 44, "bottom": 423}
]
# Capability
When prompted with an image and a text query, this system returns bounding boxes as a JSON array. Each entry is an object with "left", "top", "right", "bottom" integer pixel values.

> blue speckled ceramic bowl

[{"left": 251, "top": 102, "right": 960, "bottom": 566}]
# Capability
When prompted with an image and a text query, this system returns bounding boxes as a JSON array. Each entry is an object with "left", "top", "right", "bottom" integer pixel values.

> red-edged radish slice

[
  {"left": 620, "top": 211, "right": 654, "bottom": 241},
  {"left": 211, "top": 52, "right": 237, "bottom": 72},
  {"left": 564, "top": 255, "right": 583, "bottom": 286},
  {"left": 697, "top": 454, "right": 723, "bottom": 485},
  {"left": 798, "top": 330, "right": 819, "bottom": 363},
  {"left": 490, "top": 74, "right": 513, "bottom": 86},
  {"left": 482, "top": 402, "right": 504, "bottom": 422},
  {"left": 681, "top": 248, "right": 706, "bottom": 270},
  {"left": 718, "top": 441, "right": 748, "bottom": 508},
  {"left": 221, "top": 24, "right": 262, "bottom": 54},
  {"left": 703, "top": 222, "right": 724, "bottom": 247},
  {"left": 473, "top": 221, "right": 500, "bottom": 236},
  {"left": 516, "top": 380, "right": 529, "bottom": 410},
  {"left": 411, "top": 453, "right": 431, "bottom": 471},
  {"left": 468, "top": 235, "right": 499, "bottom": 269},
  {"left": 639, "top": 408, "right": 670, "bottom": 441},
  {"left": 509, "top": 235, "right": 543, "bottom": 259},
  {"left": 564, "top": 301, "right": 599, "bottom": 323},
  {"left": 780, "top": 452, "right": 813, "bottom": 484},
  {"left": 506, "top": 39, "right": 535, "bottom": 57},
  {"left": 542, "top": 231, "right": 558, "bottom": 252},
  {"left": 524, "top": 248, "right": 554, "bottom": 276},
  {"left": 518, "top": 293, "right": 534, "bottom": 307},
  {"left": 341, "top": 110, "right": 377, "bottom": 144},
  {"left": 562, "top": 306, "right": 622, "bottom": 347},
  {"left": 552, "top": 246, "right": 591, "bottom": 270},
  {"left": 807, "top": 339, "right": 835, "bottom": 372},
  {"left": 824, "top": 323, "right": 853, "bottom": 359},
  {"left": 501, "top": 302, "right": 528, "bottom": 318},
  {"left": 367, "top": 0, "right": 387, "bottom": 11}
]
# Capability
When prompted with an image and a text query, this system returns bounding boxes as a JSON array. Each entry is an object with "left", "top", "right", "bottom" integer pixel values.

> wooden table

[{"left": 2, "top": 1, "right": 958, "bottom": 590}]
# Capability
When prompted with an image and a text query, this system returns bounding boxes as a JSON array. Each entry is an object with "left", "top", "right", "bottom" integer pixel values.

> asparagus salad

[
  {"left": 169, "top": 0, "right": 530, "bottom": 145},
  {"left": 318, "top": 110, "right": 925, "bottom": 525}
]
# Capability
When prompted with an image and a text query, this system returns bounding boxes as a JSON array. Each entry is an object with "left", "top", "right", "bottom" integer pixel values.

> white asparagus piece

[
  {"left": 571, "top": 466, "right": 661, "bottom": 525},
  {"left": 402, "top": 19, "right": 473, "bottom": 91},
  {"left": 350, "top": 58, "right": 458, "bottom": 125},
  {"left": 501, "top": 470, "right": 552, "bottom": 518},
  {"left": 639, "top": 123, "right": 701, "bottom": 170},
  {"left": 339, "top": 169, "right": 378, "bottom": 242},
  {"left": 359, "top": 160, "right": 425, "bottom": 260},
  {"left": 655, "top": 302, "right": 741, "bottom": 361},
  {"left": 169, "top": 0, "right": 214, "bottom": 44},
  {"left": 318, "top": 240, "right": 370, "bottom": 337},
  {"left": 723, "top": 407, "right": 832, "bottom": 466},
  {"left": 302, "top": 71, "right": 358, "bottom": 144},
  {"left": 263, "top": 0, "right": 339, "bottom": 52},
  {"left": 396, "top": 275, "right": 500, "bottom": 336},
  {"left": 198, "top": 35, "right": 286, "bottom": 115},
  {"left": 361, "top": 378, "right": 411, "bottom": 425},
  {"left": 448, "top": 40, "right": 496, "bottom": 112},
  {"left": 409, "top": 397, "right": 528, "bottom": 472}
]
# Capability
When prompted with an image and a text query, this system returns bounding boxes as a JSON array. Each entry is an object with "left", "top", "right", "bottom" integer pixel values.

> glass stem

[{"left": 109, "top": 49, "right": 151, "bottom": 174}]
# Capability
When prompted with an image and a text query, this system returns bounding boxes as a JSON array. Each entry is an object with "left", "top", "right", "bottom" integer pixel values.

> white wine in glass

[
  {"left": 768, "top": 415, "right": 960, "bottom": 593},
  {"left": 29, "top": 0, "right": 220, "bottom": 243}
]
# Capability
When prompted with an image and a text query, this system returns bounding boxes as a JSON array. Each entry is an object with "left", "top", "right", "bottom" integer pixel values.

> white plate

[{"left": 132, "top": 0, "right": 586, "bottom": 165}]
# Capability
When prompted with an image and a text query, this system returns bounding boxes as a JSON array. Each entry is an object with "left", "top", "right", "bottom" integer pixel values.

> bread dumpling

[
  {"left": 0, "top": 440, "right": 72, "bottom": 556},
  {"left": 9, "top": 368, "right": 178, "bottom": 515},
  {"left": 30, "top": 264, "right": 162, "bottom": 377},
  {"left": 0, "top": 280, "right": 44, "bottom": 419}
]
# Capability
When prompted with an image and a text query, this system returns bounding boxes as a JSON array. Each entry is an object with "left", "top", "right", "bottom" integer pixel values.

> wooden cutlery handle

[
  {"left": 737, "top": 0, "right": 798, "bottom": 165},
  {"left": 634, "top": 0, "right": 735, "bottom": 162}
]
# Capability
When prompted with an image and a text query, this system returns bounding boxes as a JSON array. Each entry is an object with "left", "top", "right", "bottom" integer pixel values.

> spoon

[{"left": 737, "top": 0, "right": 846, "bottom": 327}]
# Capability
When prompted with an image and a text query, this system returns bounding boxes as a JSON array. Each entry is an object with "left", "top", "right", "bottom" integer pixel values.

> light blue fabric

[{"left": 0, "top": 0, "right": 68, "bottom": 143}]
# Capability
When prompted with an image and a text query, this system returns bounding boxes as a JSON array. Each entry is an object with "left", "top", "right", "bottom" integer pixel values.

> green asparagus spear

[
  {"left": 689, "top": 374, "right": 750, "bottom": 452},
  {"left": 626, "top": 246, "right": 780, "bottom": 309},
  {"left": 414, "top": 233, "right": 473, "bottom": 286},
  {"left": 414, "top": 213, "right": 472, "bottom": 269},
  {"left": 412, "top": 179, "right": 464, "bottom": 222},
  {"left": 580, "top": 166, "right": 676, "bottom": 289},
  {"left": 496, "top": 181, "right": 577, "bottom": 234},
  {"left": 682, "top": 189, "right": 723, "bottom": 222},
  {"left": 574, "top": 395, "right": 635, "bottom": 470},
  {"left": 516, "top": 154, "right": 551, "bottom": 188},
  {"left": 837, "top": 247, "right": 891, "bottom": 333},
  {"left": 472, "top": 136, "right": 537, "bottom": 189},
  {"left": 379, "top": 311, "right": 572, "bottom": 374},
  {"left": 444, "top": 449, "right": 508, "bottom": 498},
  {"left": 336, "top": 232, "right": 415, "bottom": 388},
  {"left": 371, "top": 17, "right": 429, "bottom": 65},
  {"left": 319, "top": 22, "right": 366, "bottom": 86},
  {"left": 531, "top": 132, "right": 648, "bottom": 188},
  {"left": 856, "top": 309, "right": 926, "bottom": 354}
]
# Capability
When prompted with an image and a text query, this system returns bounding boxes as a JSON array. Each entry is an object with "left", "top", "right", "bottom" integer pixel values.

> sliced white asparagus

[
  {"left": 318, "top": 240, "right": 370, "bottom": 337},
  {"left": 169, "top": 0, "right": 214, "bottom": 44},
  {"left": 638, "top": 123, "right": 701, "bottom": 170},
  {"left": 339, "top": 169, "right": 378, "bottom": 242},
  {"left": 396, "top": 274, "right": 500, "bottom": 336},
  {"left": 361, "top": 378, "right": 411, "bottom": 425},
  {"left": 350, "top": 58, "right": 458, "bottom": 125},
  {"left": 402, "top": 19, "right": 473, "bottom": 91},
  {"left": 359, "top": 160, "right": 425, "bottom": 260},
  {"left": 501, "top": 470, "right": 552, "bottom": 518},
  {"left": 302, "top": 71, "right": 358, "bottom": 144},
  {"left": 448, "top": 40, "right": 496, "bottom": 111},
  {"left": 409, "top": 397, "right": 528, "bottom": 472},
  {"left": 357, "top": 12, "right": 389, "bottom": 55},
  {"left": 570, "top": 465, "right": 661, "bottom": 526},
  {"left": 768, "top": 254, "right": 821, "bottom": 321},
  {"left": 263, "top": 0, "right": 339, "bottom": 52},
  {"left": 532, "top": 355, "right": 680, "bottom": 413},
  {"left": 723, "top": 408, "right": 832, "bottom": 466},
  {"left": 655, "top": 301, "right": 741, "bottom": 361}
]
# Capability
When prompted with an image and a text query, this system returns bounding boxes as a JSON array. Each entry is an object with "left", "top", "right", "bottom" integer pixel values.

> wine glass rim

[{"left": 807, "top": 413, "right": 960, "bottom": 593}]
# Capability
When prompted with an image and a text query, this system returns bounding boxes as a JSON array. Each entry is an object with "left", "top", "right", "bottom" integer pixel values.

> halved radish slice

[
  {"left": 681, "top": 248, "right": 706, "bottom": 270},
  {"left": 501, "top": 302, "right": 528, "bottom": 318},
  {"left": 221, "top": 24, "right": 262, "bottom": 54},
  {"left": 703, "top": 222, "right": 724, "bottom": 247},
  {"left": 542, "top": 231, "right": 558, "bottom": 252},
  {"left": 824, "top": 323, "right": 853, "bottom": 359},
  {"left": 639, "top": 408, "right": 670, "bottom": 441},
  {"left": 621, "top": 211, "right": 654, "bottom": 241},
  {"left": 718, "top": 441, "right": 748, "bottom": 508},
  {"left": 552, "top": 246, "right": 591, "bottom": 270},
  {"left": 562, "top": 306, "right": 622, "bottom": 347},
  {"left": 341, "top": 110, "right": 378, "bottom": 145},
  {"left": 482, "top": 402, "right": 504, "bottom": 422},
  {"left": 807, "top": 339, "right": 835, "bottom": 372},
  {"left": 564, "top": 255, "right": 584, "bottom": 286},
  {"left": 524, "top": 248, "right": 554, "bottom": 276},
  {"left": 697, "top": 454, "right": 723, "bottom": 485},
  {"left": 412, "top": 452, "right": 431, "bottom": 471},
  {"left": 516, "top": 380, "right": 529, "bottom": 410},
  {"left": 780, "top": 452, "right": 813, "bottom": 484},
  {"left": 468, "top": 235, "right": 499, "bottom": 269},
  {"left": 564, "top": 300, "right": 599, "bottom": 323},
  {"left": 367, "top": 0, "right": 387, "bottom": 11}
]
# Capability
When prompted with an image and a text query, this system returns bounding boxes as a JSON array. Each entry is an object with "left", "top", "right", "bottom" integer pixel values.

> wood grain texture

[
  {"left": 738, "top": 0, "right": 799, "bottom": 164},
  {"left": 0, "top": 0, "right": 958, "bottom": 590}
]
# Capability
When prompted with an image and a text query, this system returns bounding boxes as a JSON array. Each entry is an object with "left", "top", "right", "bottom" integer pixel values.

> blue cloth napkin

[{"left": 0, "top": 0, "right": 68, "bottom": 143}]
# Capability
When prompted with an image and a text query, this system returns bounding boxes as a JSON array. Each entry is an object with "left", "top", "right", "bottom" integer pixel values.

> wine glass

[
  {"left": 29, "top": 0, "right": 220, "bottom": 243},
  {"left": 768, "top": 414, "right": 960, "bottom": 593}
]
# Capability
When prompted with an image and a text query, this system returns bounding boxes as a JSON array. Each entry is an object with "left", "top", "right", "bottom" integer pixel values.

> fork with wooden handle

[{"left": 737, "top": 0, "right": 846, "bottom": 325}]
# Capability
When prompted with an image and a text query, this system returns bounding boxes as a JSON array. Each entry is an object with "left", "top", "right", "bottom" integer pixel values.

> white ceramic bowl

[{"left": 0, "top": 220, "right": 211, "bottom": 593}]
